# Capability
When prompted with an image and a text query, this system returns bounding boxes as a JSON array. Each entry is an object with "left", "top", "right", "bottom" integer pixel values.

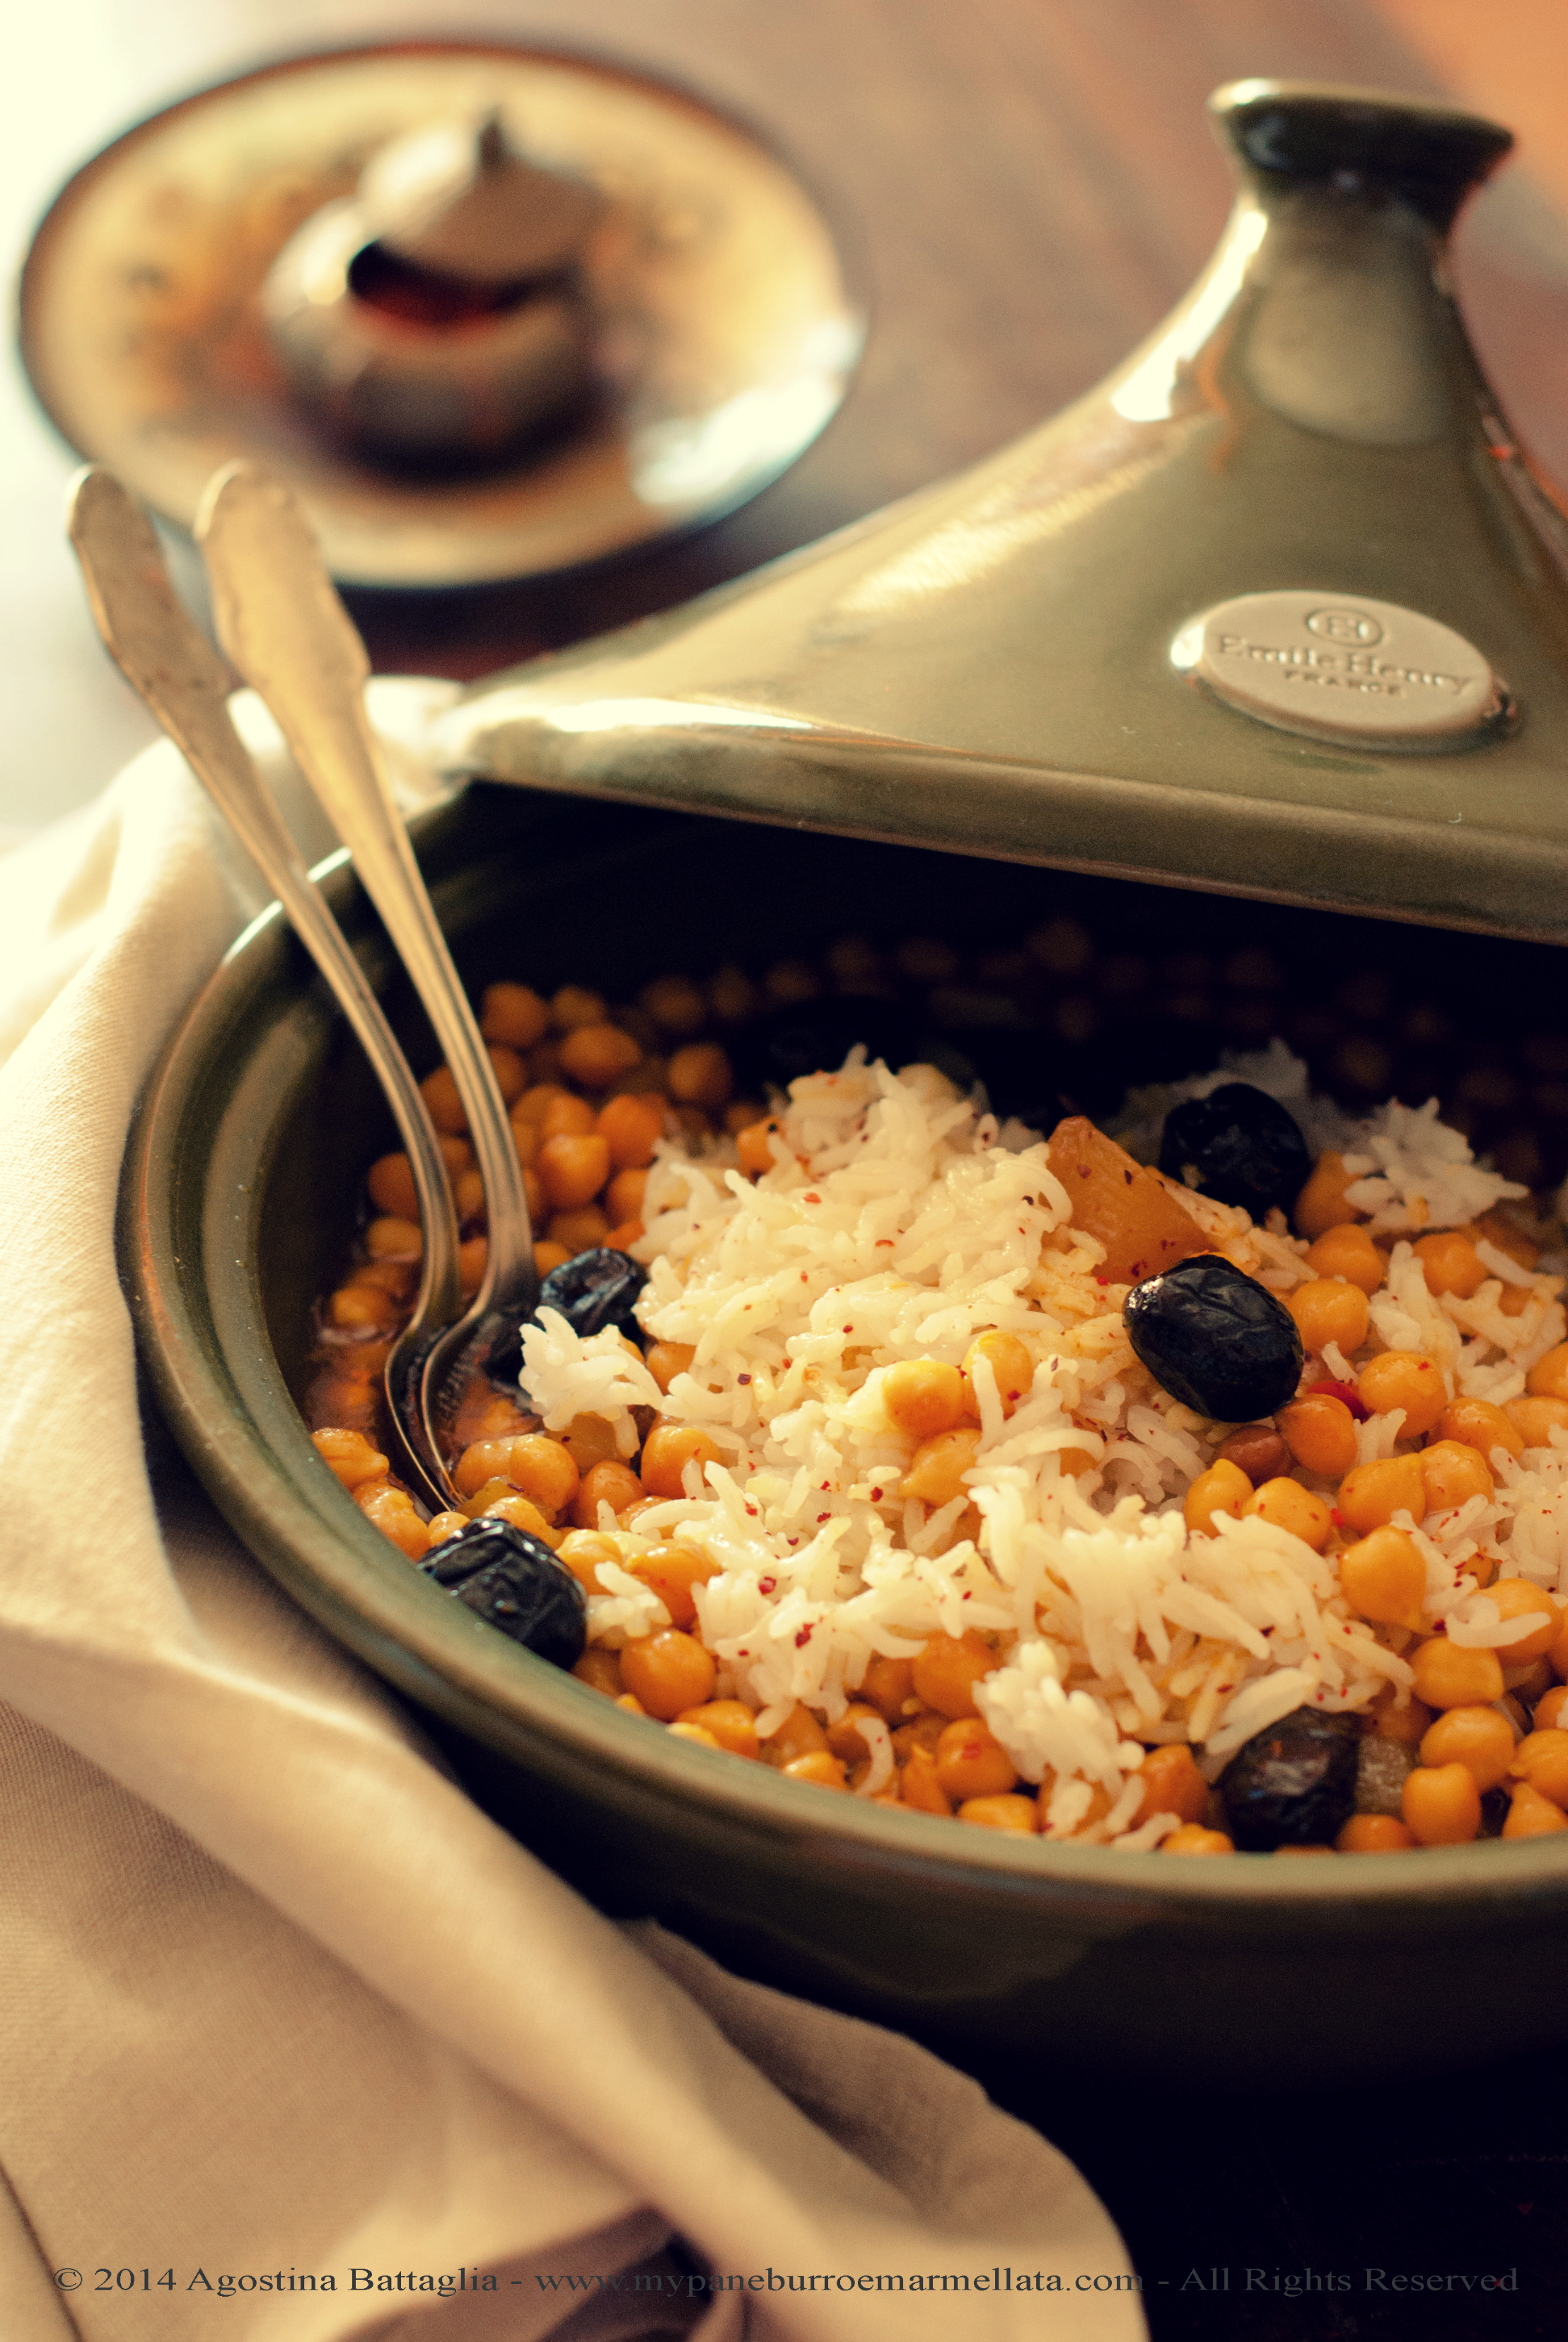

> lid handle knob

[{"left": 1211, "top": 79, "right": 1512, "bottom": 228}]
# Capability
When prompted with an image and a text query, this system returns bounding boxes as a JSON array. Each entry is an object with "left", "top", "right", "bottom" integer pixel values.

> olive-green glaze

[
  {"left": 122, "top": 784, "right": 1568, "bottom": 2084},
  {"left": 445, "top": 83, "right": 1568, "bottom": 945}
]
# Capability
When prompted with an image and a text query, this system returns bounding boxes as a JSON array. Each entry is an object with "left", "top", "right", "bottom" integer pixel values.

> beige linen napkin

[{"left": 0, "top": 685, "right": 1143, "bottom": 2342}]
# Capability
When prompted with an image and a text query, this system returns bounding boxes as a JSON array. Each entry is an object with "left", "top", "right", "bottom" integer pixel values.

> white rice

[{"left": 517, "top": 1050, "right": 1567, "bottom": 1840}]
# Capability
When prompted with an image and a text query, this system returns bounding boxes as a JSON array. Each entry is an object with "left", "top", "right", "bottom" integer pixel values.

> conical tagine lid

[{"left": 442, "top": 81, "right": 1568, "bottom": 944}]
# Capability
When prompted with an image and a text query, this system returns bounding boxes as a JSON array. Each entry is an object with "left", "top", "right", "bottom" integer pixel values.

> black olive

[
  {"left": 535, "top": 1246, "right": 649, "bottom": 1343},
  {"left": 422, "top": 1519, "right": 587, "bottom": 1669},
  {"left": 1219, "top": 1707, "right": 1360, "bottom": 1850},
  {"left": 1158, "top": 1082, "right": 1312, "bottom": 1220},
  {"left": 1123, "top": 1253, "right": 1303, "bottom": 1420},
  {"left": 737, "top": 997, "right": 920, "bottom": 1093}
]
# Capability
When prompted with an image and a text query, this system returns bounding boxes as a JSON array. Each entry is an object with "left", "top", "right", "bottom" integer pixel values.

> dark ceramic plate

[{"left": 121, "top": 781, "right": 1568, "bottom": 2084}]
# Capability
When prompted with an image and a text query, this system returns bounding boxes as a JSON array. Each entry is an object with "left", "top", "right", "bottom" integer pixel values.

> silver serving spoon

[
  {"left": 67, "top": 465, "right": 463, "bottom": 1512},
  {"left": 195, "top": 460, "right": 540, "bottom": 1474}
]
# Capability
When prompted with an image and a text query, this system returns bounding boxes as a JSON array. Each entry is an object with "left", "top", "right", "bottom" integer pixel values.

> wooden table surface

[{"left": 8, "top": 3, "right": 1568, "bottom": 2327}]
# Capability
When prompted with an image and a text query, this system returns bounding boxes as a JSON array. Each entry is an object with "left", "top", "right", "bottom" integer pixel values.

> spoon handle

[
  {"left": 195, "top": 463, "right": 538, "bottom": 1335},
  {"left": 67, "top": 465, "right": 462, "bottom": 1507}
]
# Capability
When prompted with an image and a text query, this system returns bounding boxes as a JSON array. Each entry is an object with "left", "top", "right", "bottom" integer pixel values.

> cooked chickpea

[
  {"left": 419, "top": 1065, "right": 467, "bottom": 1135},
  {"left": 859, "top": 1654, "right": 918, "bottom": 1724},
  {"left": 1413, "top": 1229, "right": 1487, "bottom": 1299},
  {"left": 1534, "top": 1685, "right": 1568, "bottom": 1732},
  {"left": 1295, "top": 1153, "right": 1364, "bottom": 1241},
  {"left": 366, "top": 1215, "right": 422, "bottom": 1260},
  {"left": 1503, "top": 1781, "right": 1568, "bottom": 1836},
  {"left": 1356, "top": 1350, "right": 1446, "bottom": 1438},
  {"left": 1509, "top": 1727, "right": 1568, "bottom": 1807},
  {"left": 540, "top": 1093, "right": 598, "bottom": 1144},
  {"left": 644, "top": 1342, "right": 697, "bottom": 1396},
  {"left": 958, "top": 1794, "right": 1038, "bottom": 1832},
  {"left": 1338, "top": 1525, "right": 1427, "bottom": 1631},
  {"left": 825, "top": 1704, "right": 885, "bottom": 1763},
  {"left": 1216, "top": 1424, "right": 1290, "bottom": 1485},
  {"left": 898, "top": 1746, "right": 953, "bottom": 1814},
  {"left": 675, "top": 1701, "right": 760, "bottom": 1759},
  {"left": 1368, "top": 1683, "right": 1433, "bottom": 1743},
  {"left": 571, "top": 1647, "right": 622, "bottom": 1696},
  {"left": 667, "top": 1041, "right": 733, "bottom": 1111},
  {"left": 354, "top": 1479, "right": 430, "bottom": 1560},
  {"left": 892, "top": 1712, "right": 947, "bottom": 1761},
  {"left": 327, "top": 1282, "right": 401, "bottom": 1333},
  {"left": 1243, "top": 1476, "right": 1333, "bottom": 1550},
  {"left": 313, "top": 1427, "right": 390, "bottom": 1490},
  {"left": 1184, "top": 1458, "right": 1252, "bottom": 1537},
  {"left": 1304, "top": 1223, "right": 1386, "bottom": 1294},
  {"left": 1437, "top": 1396, "right": 1525, "bottom": 1464},
  {"left": 1482, "top": 1579, "right": 1563, "bottom": 1664},
  {"left": 934, "top": 1717, "right": 1019, "bottom": 1802},
  {"left": 558, "top": 1022, "right": 642, "bottom": 1090},
  {"left": 626, "top": 1542, "right": 718, "bottom": 1630},
  {"left": 448, "top": 1167, "right": 482, "bottom": 1225},
  {"left": 1275, "top": 1393, "right": 1359, "bottom": 1480},
  {"left": 1419, "top": 1704, "right": 1516, "bottom": 1792},
  {"left": 597, "top": 1091, "right": 665, "bottom": 1173},
  {"left": 1132, "top": 1744, "right": 1208, "bottom": 1828},
  {"left": 534, "top": 1239, "right": 572, "bottom": 1277},
  {"left": 763, "top": 1703, "right": 832, "bottom": 1765},
  {"left": 1288, "top": 1277, "right": 1370, "bottom": 1357},
  {"left": 1506, "top": 1395, "right": 1568, "bottom": 1451},
  {"left": 458, "top": 1236, "right": 488, "bottom": 1295},
  {"left": 1410, "top": 1635, "right": 1506, "bottom": 1710},
  {"left": 505, "top": 1434, "right": 581, "bottom": 1517},
  {"left": 480, "top": 981, "right": 549, "bottom": 1050},
  {"left": 1402, "top": 1760, "right": 1482, "bottom": 1845},
  {"left": 779, "top": 1750, "right": 849, "bottom": 1790},
  {"left": 366, "top": 1151, "right": 419, "bottom": 1219},
  {"left": 666, "top": 1722, "right": 721, "bottom": 1749},
  {"left": 883, "top": 1360, "right": 968, "bottom": 1442},
  {"left": 1526, "top": 1343, "right": 1568, "bottom": 1403},
  {"left": 550, "top": 985, "right": 608, "bottom": 1033},
  {"left": 911, "top": 1630, "right": 997, "bottom": 1720},
  {"left": 556, "top": 1531, "right": 619, "bottom": 1596},
  {"left": 962, "top": 1331, "right": 1034, "bottom": 1417},
  {"left": 537, "top": 1132, "right": 612, "bottom": 1213},
  {"left": 424, "top": 1510, "right": 469, "bottom": 1545},
  {"left": 639, "top": 973, "right": 707, "bottom": 1036},
  {"left": 481, "top": 1043, "right": 525, "bottom": 1106},
  {"left": 1160, "top": 1825, "right": 1236, "bottom": 1855},
  {"left": 736, "top": 1117, "right": 784, "bottom": 1177},
  {"left": 571, "top": 1458, "right": 645, "bottom": 1526},
  {"left": 1336, "top": 1453, "right": 1427, "bottom": 1536},
  {"left": 1335, "top": 1814, "right": 1415, "bottom": 1852},
  {"left": 619, "top": 1628, "right": 716, "bottom": 1720},
  {"left": 547, "top": 1206, "right": 612, "bottom": 1253},
  {"left": 1419, "top": 1439, "right": 1494, "bottom": 1514},
  {"left": 603, "top": 1167, "right": 646, "bottom": 1227},
  {"left": 480, "top": 1495, "right": 562, "bottom": 1548},
  {"left": 639, "top": 1422, "right": 724, "bottom": 1499},
  {"left": 903, "top": 1425, "right": 982, "bottom": 1507},
  {"left": 513, "top": 1083, "right": 567, "bottom": 1129},
  {"left": 453, "top": 1437, "right": 517, "bottom": 1499}
]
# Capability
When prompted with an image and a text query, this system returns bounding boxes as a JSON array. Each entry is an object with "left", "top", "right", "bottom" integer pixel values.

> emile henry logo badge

[{"left": 1170, "top": 590, "right": 1509, "bottom": 750}]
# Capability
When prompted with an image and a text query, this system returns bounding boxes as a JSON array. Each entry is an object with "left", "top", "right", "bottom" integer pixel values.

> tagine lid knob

[
  {"left": 1209, "top": 77, "right": 1514, "bottom": 228},
  {"left": 358, "top": 110, "right": 603, "bottom": 285}
]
